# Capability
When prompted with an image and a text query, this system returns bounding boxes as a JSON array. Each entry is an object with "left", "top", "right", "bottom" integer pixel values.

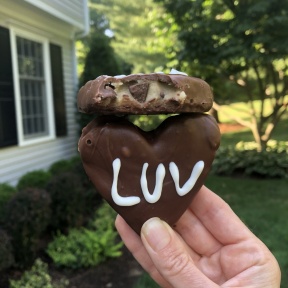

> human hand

[{"left": 115, "top": 186, "right": 281, "bottom": 288}]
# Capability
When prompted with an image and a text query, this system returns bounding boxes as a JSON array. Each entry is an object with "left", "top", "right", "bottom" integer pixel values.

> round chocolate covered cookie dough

[{"left": 77, "top": 71, "right": 221, "bottom": 234}]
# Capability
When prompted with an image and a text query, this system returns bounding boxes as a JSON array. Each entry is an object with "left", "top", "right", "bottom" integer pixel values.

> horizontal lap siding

[
  {"left": 0, "top": 2, "right": 81, "bottom": 185},
  {"left": 34, "top": 0, "right": 85, "bottom": 27}
]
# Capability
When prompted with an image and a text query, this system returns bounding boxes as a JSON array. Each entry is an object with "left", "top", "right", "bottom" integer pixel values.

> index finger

[{"left": 190, "top": 186, "right": 254, "bottom": 245}]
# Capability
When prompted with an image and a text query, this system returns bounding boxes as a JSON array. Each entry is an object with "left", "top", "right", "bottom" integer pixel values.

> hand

[{"left": 115, "top": 186, "right": 281, "bottom": 288}]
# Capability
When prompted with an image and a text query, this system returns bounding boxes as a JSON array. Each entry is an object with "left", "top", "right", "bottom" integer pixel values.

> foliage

[
  {"left": 134, "top": 273, "right": 160, "bottom": 288},
  {"left": 90, "top": 0, "right": 180, "bottom": 73},
  {"left": 212, "top": 145, "right": 288, "bottom": 178},
  {"left": 46, "top": 202, "right": 122, "bottom": 269},
  {"left": 3, "top": 188, "right": 51, "bottom": 267},
  {"left": 49, "top": 159, "right": 74, "bottom": 175},
  {"left": 0, "top": 183, "right": 16, "bottom": 219},
  {"left": 129, "top": 114, "right": 170, "bottom": 131},
  {"left": 46, "top": 172, "right": 98, "bottom": 231},
  {"left": 9, "top": 259, "right": 68, "bottom": 288},
  {"left": 157, "top": 0, "right": 288, "bottom": 151},
  {"left": 0, "top": 228, "right": 15, "bottom": 271},
  {"left": 17, "top": 170, "right": 52, "bottom": 190}
]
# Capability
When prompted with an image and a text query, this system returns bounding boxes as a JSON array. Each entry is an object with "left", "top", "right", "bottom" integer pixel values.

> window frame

[{"left": 10, "top": 27, "right": 56, "bottom": 146}]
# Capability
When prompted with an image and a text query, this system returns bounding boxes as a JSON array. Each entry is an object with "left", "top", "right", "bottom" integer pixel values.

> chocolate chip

[{"left": 128, "top": 82, "right": 149, "bottom": 103}]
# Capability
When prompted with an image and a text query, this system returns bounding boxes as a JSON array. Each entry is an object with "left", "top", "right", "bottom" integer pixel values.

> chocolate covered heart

[{"left": 78, "top": 113, "right": 220, "bottom": 234}]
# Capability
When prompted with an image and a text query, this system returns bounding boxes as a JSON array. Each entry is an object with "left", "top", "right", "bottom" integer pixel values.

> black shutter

[
  {"left": 0, "top": 26, "right": 17, "bottom": 148},
  {"left": 50, "top": 43, "right": 67, "bottom": 137}
]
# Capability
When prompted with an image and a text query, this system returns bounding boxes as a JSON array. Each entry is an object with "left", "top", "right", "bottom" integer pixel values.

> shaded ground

[{"left": 51, "top": 246, "right": 144, "bottom": 288}]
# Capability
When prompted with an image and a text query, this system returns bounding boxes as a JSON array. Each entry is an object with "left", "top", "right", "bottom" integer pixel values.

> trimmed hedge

[
  {"left": 0, "top": 228, "right": 14, "bottom": 271},
  {"left": 212, "top": 145, "right": 288, "bottom": 178},
  {"left": 3, "top": 188, "right": 51, "bottom": 267}
]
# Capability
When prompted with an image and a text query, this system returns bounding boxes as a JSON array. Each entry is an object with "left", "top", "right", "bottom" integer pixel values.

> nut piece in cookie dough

[{"left": 77, "top": 72, "right": 213, "bottom": 115}]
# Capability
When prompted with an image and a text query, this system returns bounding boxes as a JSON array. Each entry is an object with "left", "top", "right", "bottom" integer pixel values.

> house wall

[
  {"left": 24, "top": 0, "right": 88, "bottom": 33},
  {"left": 0, "top": 0, "right": 83, "bottom": 185}
]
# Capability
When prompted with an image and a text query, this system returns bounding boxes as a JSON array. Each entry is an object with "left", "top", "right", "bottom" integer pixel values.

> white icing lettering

[
  {"left": 111, "top": 158, "right": 141, "bottom": 206},
  {"left": 111, "top": 159, "right": 204, "bottom": 206},
  {"left": 169, "top": 161, "right": 204, "bottom": 196},
  {"left": 141, "top": 163, "right": 166, "bottom": 203}
]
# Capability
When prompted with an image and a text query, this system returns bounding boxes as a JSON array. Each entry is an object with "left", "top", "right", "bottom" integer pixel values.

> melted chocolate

[{"left": 78, "top": 113, "right": 220, "bottom": 234}]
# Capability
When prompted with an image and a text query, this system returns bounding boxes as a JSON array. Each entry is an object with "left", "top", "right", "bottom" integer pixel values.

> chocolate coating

[
  {"left": 78, "top": 113, "right": 220, "bottom": 234},
  {"left": 77, "top": 73, "right": 213, "bottom": 115}
]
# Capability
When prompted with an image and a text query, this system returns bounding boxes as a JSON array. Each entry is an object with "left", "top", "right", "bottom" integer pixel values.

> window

[
  {"left": 17, "top": 37, "right": 48, "bottom": 139},
  {"left": 10, "top": 28, "right": 55, "bottom": 146},
  {"left": 0, "top": 25, "right": 66, "bottom": 148}
]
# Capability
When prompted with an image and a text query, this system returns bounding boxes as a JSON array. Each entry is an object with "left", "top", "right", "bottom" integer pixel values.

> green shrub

[
  {"left": 3, "top": 188, "right": 51, "bottom": 267},
  {"left": 17, "top": 170, "right": 52, "bottom": 190},
  {"left": 47, "top": 202, "right": 122, "bottom": 269},
  {"left": 9, "top": 258, "right": 68, "bottom": 288},
  {"left": 46, "top": 172, "right": 99, "bottom": 231},
  {"left": 212, "top": 146, "right": 288, "bottom": 178},
  {"left": 0, "top": 228, "right": 14, "bottom": 271},
  {"left": 0, "top": 183, "right": 17, "bottom": 220},
  {"left": 49, "top": 159, "right": 73, "bottom": 175}
]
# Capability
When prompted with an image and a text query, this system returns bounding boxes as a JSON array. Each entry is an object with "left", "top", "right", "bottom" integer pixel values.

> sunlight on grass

[{"left": 218, "top": 97, "right": 288, "bottom": 123}]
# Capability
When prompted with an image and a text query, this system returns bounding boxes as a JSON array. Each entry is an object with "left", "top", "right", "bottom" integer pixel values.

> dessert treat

[
  {"left": 78, "top": 71, "right": 221, "bottom": 234},
  {"left": 77, "top": 72, "right": 213, "bottom": 115}
]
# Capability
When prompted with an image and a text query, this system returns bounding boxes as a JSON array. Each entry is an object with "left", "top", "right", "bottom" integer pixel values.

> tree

[
  {"left": 92, "top": 0, "right": 180, "bottom": 73},
  {"left": 77, "top": 8, "right": 132, "bottom": 128},
  {"left": 156, "top": 0, "right": 288, "bottom": 151}
]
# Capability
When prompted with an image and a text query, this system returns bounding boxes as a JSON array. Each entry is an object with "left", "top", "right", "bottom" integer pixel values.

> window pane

[{"left": 16, "top": 36, "right": 47, "bottom": 139}]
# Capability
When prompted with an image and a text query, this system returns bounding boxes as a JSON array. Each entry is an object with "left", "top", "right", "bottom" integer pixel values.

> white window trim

[{"left": 10, "top": 27, "right": 56, "bottom": 147}]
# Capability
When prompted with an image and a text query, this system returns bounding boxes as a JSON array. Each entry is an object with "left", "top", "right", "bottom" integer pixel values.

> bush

[
  {"left": 3, "top": 188, "right": 51, "bottom": 267},
  {"left": 49, "top": 159, "right": 74, "bottom": 175},
  {"left": 17, "top": 170, "right": 52, "bottom": 190},
  {"left": 46, "top": 202, "right": 122, "bottom": 269},
  {"left": 0, "top": 183, "right": 16, "bottom": 220},
  {"left": 46, "top": 172, "right": 99, "bottom": 231},
  {"left": 212, "top": 146, "right": 288, "bottom": 178},
  {"left": 9, "top": 258, "right": 68, "bottom": 288},
  {"left": 0, "top": 228, "right": 14, "bottom": 271}
]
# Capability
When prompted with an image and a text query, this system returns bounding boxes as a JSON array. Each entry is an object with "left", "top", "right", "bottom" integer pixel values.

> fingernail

[{"left": 141, "top": 217, "right": 171, "bottom": 251}]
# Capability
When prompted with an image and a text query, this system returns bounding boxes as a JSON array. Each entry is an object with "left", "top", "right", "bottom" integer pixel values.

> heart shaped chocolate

[{"left": 78, "top": 114, "right": 220, "bottom": 234}]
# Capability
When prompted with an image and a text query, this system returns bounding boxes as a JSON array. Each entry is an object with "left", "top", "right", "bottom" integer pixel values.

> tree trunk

[{"left": 209, "top": 107, "right": 220, "bottom": 123}]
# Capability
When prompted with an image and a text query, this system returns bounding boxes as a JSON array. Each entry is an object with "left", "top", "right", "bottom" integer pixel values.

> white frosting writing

[
  {"left": 111, "top": 159, "right": 141, "bottom": 206},
  {"left": 141, "top": 163, "right": 166, "bottom": 203},
  {"left": 111, "top": 158, "right": 204, "bottom": 206},
  {"left": 169, "top": 161, "right": 204, "bottom": 196}
]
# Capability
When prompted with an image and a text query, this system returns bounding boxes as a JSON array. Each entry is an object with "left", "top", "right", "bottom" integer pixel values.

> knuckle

[{"left": 161, "top": 249, "right": 191, "bottom": 277}]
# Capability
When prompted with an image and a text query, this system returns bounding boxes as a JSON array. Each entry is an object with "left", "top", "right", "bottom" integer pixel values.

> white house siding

[
  {"left": 0, "top": 0, "right": 87, "bottom": 185},
  {"left": 24, "top": 0, "right": 88, "bottom": 33}
]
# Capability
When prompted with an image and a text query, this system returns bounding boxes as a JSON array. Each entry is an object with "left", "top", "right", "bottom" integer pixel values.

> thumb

[{"left": 141, "top": 218, "right": 218, "bottom": 288}]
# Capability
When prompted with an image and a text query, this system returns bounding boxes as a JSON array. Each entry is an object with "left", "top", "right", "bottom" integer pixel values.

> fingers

[
  {"left": 175, "top": 208, "right": 222, "bottom": 257},
  {"left": 190, "top": 186, "right": 254, "bottom": 245},
  {"left": 141, "top": 217, "right": 218, "bottom": 288}
]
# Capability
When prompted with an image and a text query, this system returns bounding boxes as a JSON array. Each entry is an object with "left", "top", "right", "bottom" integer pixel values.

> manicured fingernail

[{"left": 141, "top": 217, "right": 171, "bottom": 251}]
